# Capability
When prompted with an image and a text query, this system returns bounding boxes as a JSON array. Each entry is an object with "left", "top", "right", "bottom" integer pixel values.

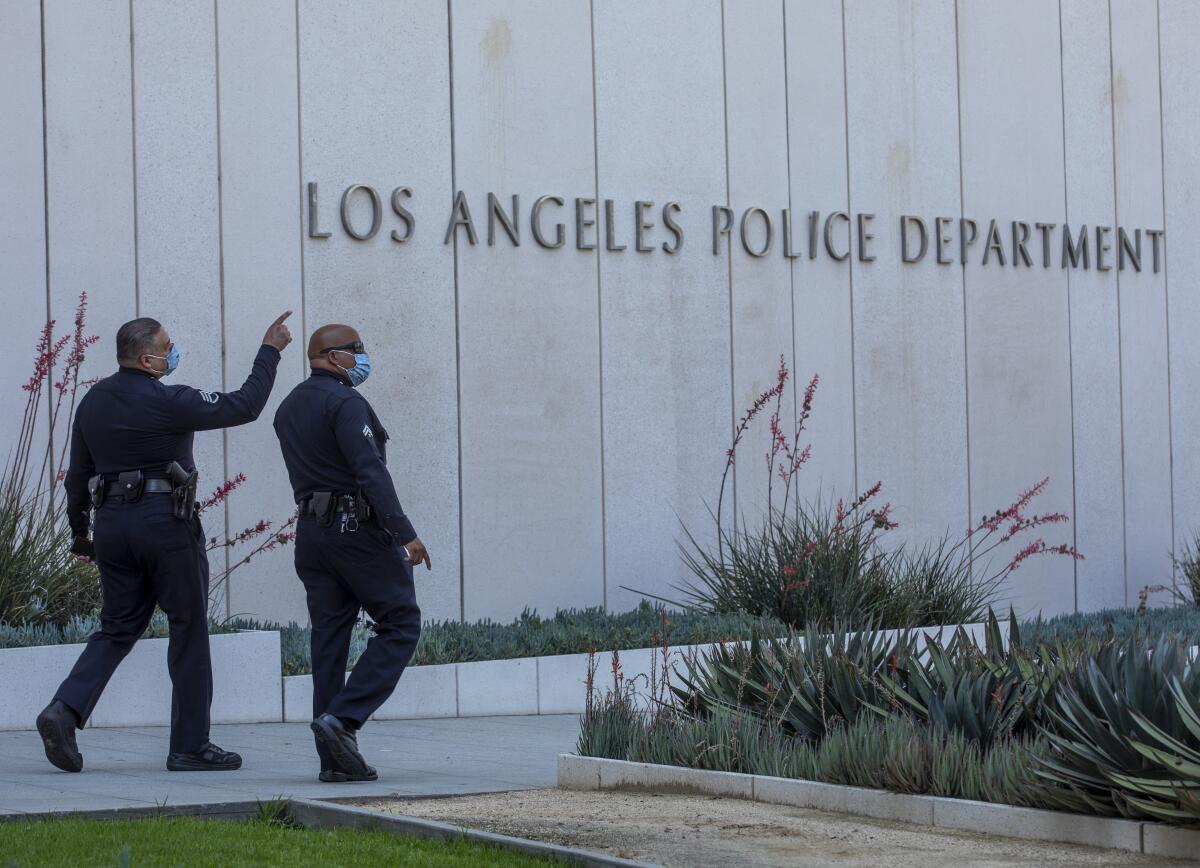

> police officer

[
  {"left": 35, "top": 312, "right": 293, "bottom": 773},
  {"left": 273, "top": 324, "right": 430, "bottom": 782}
]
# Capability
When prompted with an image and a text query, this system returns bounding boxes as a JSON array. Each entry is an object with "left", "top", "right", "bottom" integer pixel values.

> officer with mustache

[{"left": 37, "top": 311, "right": 294, "bottom": 773}]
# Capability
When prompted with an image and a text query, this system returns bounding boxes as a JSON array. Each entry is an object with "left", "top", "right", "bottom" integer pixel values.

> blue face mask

[
  {"left": 335, "top": 351, "right": 370, "bottom": 387},
  {"left": 147, "top": 345, "right": 180, "bottom": 377}
]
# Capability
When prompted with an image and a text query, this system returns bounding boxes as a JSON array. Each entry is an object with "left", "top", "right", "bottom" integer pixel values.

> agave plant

[
  {"left": 671, "top": 621, "right": 920, "bottom": 741},
  {"left": 874, "top": 638, "right": 1031, "bottom": 749},
  {"left": 1035, "top": 635, "right": 1200, "bottom": 822}
]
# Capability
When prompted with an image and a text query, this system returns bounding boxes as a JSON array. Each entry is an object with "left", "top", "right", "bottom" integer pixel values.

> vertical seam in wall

[
  {"left": 781, "top": 0, "right": 797, "bottom": 426},
  {"left": 213, "top": 0, "right": 231, "bottom": 620},
  {"left": 1056, "top": 0, "right": 1079, "bottom": 612},
  {"left": 294, "top": 0, "right": 307, "bottom": 383},
  {"left": 1155, "top": 0, "right": 1176, "bottom": 591},
  {"left": 953, "top": 0, "right": 973, "bottom": 554},
  {"left": 588, "top": 0, "right": 608, "bottom": 610},
  {"left": 39, "top": 0, "right": 54, "bottom": 477},
  {"left": 39, "top": 0, "right": 50, "bottom": 328},
  {"left": 128, "top": 0, "right": 140, "bottom": 317},
  {"left": 1107, "top": 0, "right": 1130, "bottom": 607},
  {"left": 840, "top": 0, "right": 858, "bottom": 496},
  {"left": 719, "top": 0, "right": 737, "bottom": 530},
  {"left": 446, "top": 0, "right": 465, "bottom": 623}
]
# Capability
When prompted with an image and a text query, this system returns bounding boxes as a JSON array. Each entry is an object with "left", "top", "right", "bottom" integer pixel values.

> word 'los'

[{"left": 307, "top": 183, "right": 1164, "bottom": 272}]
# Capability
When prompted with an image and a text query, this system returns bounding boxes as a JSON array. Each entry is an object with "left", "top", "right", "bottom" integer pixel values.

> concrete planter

[
  {"left": 0, "top": 630, "right": 282, "bottom": 731},
  {"left": 281, "top": 621, "right": 1001, "bottom": 722},
  {"left": 558, "top": 754, "right": 1200, "bottom": 858}
]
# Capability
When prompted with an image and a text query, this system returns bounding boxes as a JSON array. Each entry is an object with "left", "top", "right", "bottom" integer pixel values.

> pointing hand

[
  {"left": 404, "top": 537, "right": 432, "bottom": 571},
  {"left": 263, "top": 311, "right": 293, "bottom": 351}
]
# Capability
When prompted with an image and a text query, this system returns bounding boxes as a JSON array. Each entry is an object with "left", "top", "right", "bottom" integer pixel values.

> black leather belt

[
  {"left": 104, "top": 478, "right": 173, "bottom": 497},
  {"left": 299, "top": 493, "right": 371, "bottom": 519}
]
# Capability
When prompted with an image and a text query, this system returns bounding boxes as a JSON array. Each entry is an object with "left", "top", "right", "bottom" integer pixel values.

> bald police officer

[
  {"left": 273, "top": 324, "right": 430, "bottom": 782},
  {"left": 36, "top": 312, "right": 293, "bottom": 773}
]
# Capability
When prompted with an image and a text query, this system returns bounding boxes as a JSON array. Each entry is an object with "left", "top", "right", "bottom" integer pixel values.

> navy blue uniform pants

[
  {"left": 54, "top": 495, "right": 212, "bottom": 754},
  {"left": 294, "top": 516, "right": 421, "bottom": 770}
]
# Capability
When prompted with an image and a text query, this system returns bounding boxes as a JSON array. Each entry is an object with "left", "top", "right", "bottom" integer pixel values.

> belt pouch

[{"left": 116, "top": 470, "right": 144, "bottom": 502}]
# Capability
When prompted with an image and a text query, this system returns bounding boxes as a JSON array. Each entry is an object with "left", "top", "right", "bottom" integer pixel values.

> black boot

[
  {"left": 319, "top": 766, "right": 378, "bottom": 783},
  {"left": 36, "top": 700, "right": 83, "bottom": 773},
  {"left": 310, "top": 713, "right": 368, "bottom": 777},
  {"left": 166, "top": 742, "right": 242, "bottom": 771}
]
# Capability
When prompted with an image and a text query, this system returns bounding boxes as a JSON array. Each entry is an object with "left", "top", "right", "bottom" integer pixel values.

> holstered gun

[
  {"left": 311, "top": 491, "right": 335, "bottom": 528},
  {"left": 165, "top": 461, "right": 198, "bottom": 521},
  {"left": 87, "top": 474, "right": 105, "bottom": 510}
]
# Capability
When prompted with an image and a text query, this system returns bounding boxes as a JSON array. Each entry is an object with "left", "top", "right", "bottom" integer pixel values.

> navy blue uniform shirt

[
  {"left": 63, "top": 344, "right": 282, "bottom": 538},
  {"left": 273, "top": 369, "right": 417, "bottom": 546}
]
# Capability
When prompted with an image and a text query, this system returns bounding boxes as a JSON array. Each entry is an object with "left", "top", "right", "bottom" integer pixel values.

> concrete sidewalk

[{"left": 0, "top": 715, "right": 580, "bottom": 816}]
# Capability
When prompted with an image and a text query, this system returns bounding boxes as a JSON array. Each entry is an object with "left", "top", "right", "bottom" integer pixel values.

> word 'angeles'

[{"left": 308, "top": 183, "right": 1164, "bottom": 272}]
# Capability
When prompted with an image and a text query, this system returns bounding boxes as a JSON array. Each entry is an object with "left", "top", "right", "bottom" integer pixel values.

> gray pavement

[{"left": 0, "top": 715, "right": 580, "bottom": 816}]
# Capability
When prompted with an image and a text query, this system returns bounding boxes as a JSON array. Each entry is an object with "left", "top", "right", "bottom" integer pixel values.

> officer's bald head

[{"left": 307, "top": 324, "right": 360, "bottom": 360}]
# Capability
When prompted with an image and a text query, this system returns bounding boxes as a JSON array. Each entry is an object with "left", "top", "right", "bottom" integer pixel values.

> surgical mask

[
  {"left": 334, "top": 350, "right": 371, "bottom": 387},
  {"left": 146, "top": 345, "right": 180, "bottom": 377}
]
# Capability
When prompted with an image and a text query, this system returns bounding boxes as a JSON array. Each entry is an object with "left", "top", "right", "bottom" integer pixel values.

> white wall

[{"left": 2, "top": 0, "right": 1191, "bottom": 624}]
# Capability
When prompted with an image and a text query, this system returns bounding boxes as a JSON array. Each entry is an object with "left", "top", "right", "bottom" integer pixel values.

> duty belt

[
  {"left": 299, "top": 493, "right": 372, "bottom": 520},
  {"left": 300, "top": 491, "right": 374, "bottom": 533},
  {"left": 103, "top": 478, "right": 173, "bottom": 498}
]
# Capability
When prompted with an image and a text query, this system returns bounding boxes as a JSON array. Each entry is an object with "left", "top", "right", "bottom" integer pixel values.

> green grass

[{"left": 0, "top": 815, "right": 557, "bottom": 867}]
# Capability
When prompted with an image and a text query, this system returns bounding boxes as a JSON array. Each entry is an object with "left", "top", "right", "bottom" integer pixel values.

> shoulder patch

[
  {"left": 199, "top": 390, "right": 220, "bottom": 404},
  {"left": 362, "top": 424, "right": 373, "bottom": 438}
]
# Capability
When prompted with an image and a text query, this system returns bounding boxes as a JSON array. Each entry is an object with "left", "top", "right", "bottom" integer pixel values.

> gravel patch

[{"left": 352, "top": 788, "right": 1189, "bottom": 867}]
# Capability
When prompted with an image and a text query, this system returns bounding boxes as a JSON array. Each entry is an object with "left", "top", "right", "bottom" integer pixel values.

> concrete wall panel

[
  {"left": 1110, "top": 0, "right": 1173, "bottom": 601},
  {"left": 957, "top": 0, "right": 1076, "bottom": 616},
  {"left": 1059, "top": 0, "right": 1125, "bottom": 611},
  {"left": 784, "top": 0, "right": 856, "bottom": 503},
  {"left": 131, "top": 0, "right": 226, "bottom": 579},
  {"left": 451, "top": 0, "right": 605, "bottom": 619},
  {"left": 298, "top": 0, "right": 460, "bottom": 621},
  {"left": 725, "top": 0, "right": 795, "bottom": 520},
  {"left": 594, "top": 0, "right": 731, "bottom": 611},
  {"left": 217, "top": 0, "right": 307, "bottom": 623},
  {"left": 43, "top": 0, "right": 137, "bottom": 392},
  {"left": 1163, "top": 0, "right": 1200, "bottom": 582},
  {"left": 845, "top": 0, "right": 969, "bottom": 543},
  {"left": 0, "top": 1, "right": 50, "bottom": 473}
]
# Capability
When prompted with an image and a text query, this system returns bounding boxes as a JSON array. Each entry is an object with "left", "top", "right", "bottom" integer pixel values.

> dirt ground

[{"left": 352, "top": 788, "right": 1192, "bottom": 867}]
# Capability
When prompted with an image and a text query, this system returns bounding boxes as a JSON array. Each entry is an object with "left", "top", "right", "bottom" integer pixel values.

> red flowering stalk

[
  {"left": 198, "top": 473, "right": 247, "bottom": 514},
  {"left": 7, "top": 292, "right": 100, "bottom": 499},
  {"left": 208, "top": 519, "right": 273, "bottom": 550},
  {"left": 946, "top": 477, "right": 1083, "bottom": 591},
  {"left": 207, "top": 511, "right": 298, "bottom": 618},
  {"left": 717, "top": 355, "right": 790, "bottom": 557},
  {"left": 51, "top": 292, "right": 101, "bottom": 476},
  {"left": 772, "top": 372, "right": 820, "bottom": 520},
  {"left": 764, "top": 363, "right": 820, "bottom": 523}
]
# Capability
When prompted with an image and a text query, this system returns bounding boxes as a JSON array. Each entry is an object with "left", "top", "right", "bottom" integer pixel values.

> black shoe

[
  {"left": 36, "top": 701, "right": 82, "bottom": 773},
  {"left": 319, "top": 766, "right": 378, "bottom": 783},
  {"left": 311, "top": 713, "right": 368, "bottom": 777},
  {"left": 166, "top": 742, "right": 242, "bottom": 771}
]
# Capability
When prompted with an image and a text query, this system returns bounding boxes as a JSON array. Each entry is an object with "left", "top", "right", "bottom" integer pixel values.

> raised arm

[{"left": 167, "top": 312, "right": 292, "bottom": 432}]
